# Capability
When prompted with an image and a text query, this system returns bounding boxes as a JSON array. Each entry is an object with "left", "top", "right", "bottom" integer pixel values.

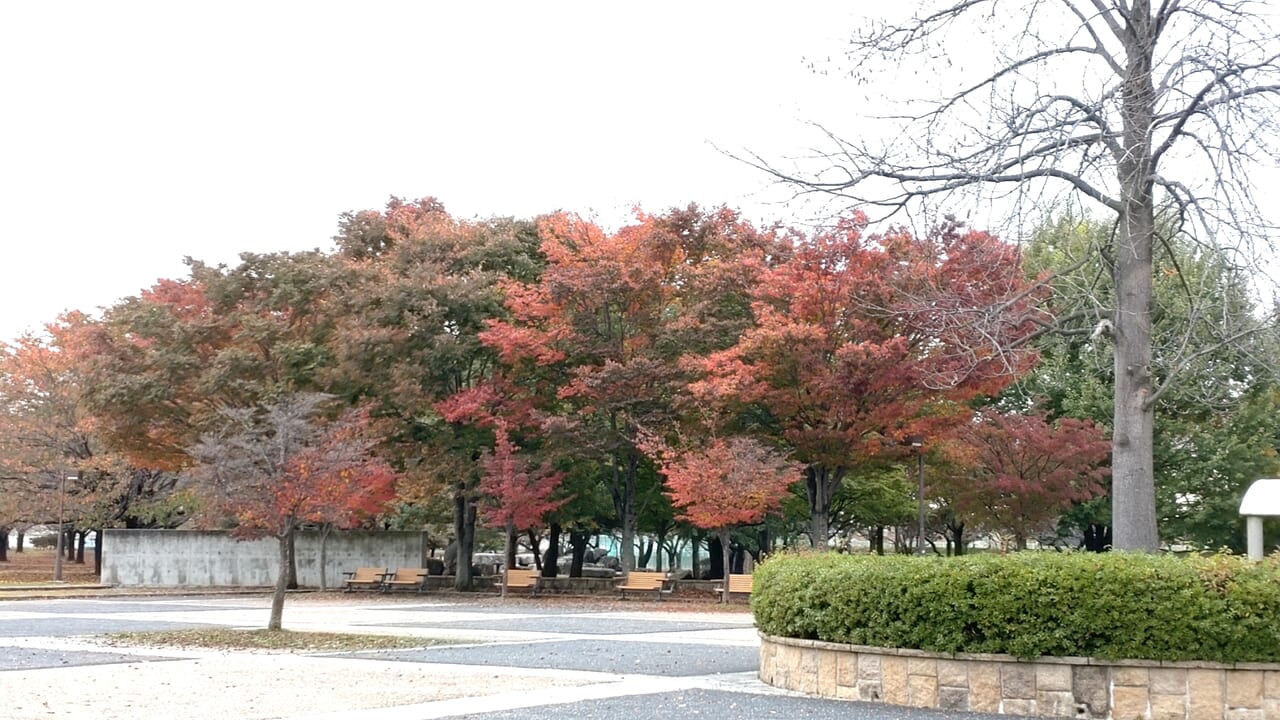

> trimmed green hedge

[{"left": 752, "top": 551, "right": 1280, "bottom": 663}]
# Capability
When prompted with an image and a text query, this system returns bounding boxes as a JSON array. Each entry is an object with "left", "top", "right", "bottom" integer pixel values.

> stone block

[
  {"left": 835, "top": 682, "right": 860, "bottom": 701},
  {"left": 882, "top": 656, "right": 908, "bottom": 705},
  {"left": 907, "top": 657, "right": 937, "bottom": 677},
  {"left": 1073, "top": 665, "right": 1109, "bottom": 717},
  {"left": 938, "top": 659, "right": 968, "bottom": 688},
  {"left": 858, "top": 653, "right": 882, "bottom": 681},
  {"left": 970, "top": 664, "right": 1002, "bottom": 713},
  {"left": 1229, "top": 671, "right": 1265, "bottom": 710},
  {"left": 858, "top": 680, "right": 883, "bottom": 702},
  {"left": 1112, "top": 684, "right": 1150, "bottom": 720},
  {"left": 907, "top": 674, "right": 938, "bottom": 708},
  {"left": 1225, "top": 710, "right": 1264, "bottom": 720},
  {"left": 1189, "top": 669, "right": 1225, "bottom": 720},
  {"left": 795, "top": 648, "right": 818, "bottom": 694},
  {"left": 938, "top": 685, "right": 969, "bottom": 711},
  {"left": 1265, "top": 671, "right": 1280, "bottom": 699},
  {"left": 1036, "top": 663, "right": 1072, "bottom": 692},
  {"left": 836, "top": 652, "right": 857, "bottom": 688},
  {"left": 1150, "top": 668, "right": 1188, "bottom": 696},
  {"left": 1036, "top": 689, "right": 1075, "bottom": 717},
  {"left": 1001, "top": 698, "right": 1036, "bottom": 716},
  {"left": 1114, "top": 665, "right": 1151, "bottom": 687},
  {"left": 1002, "top": 664, "right": 1036, "bottom": 700},
  {"left": 817, "top": 650, "right": 838, "bottom": 697},
  {"left": 1149, "top": 692, "right": 1188, "bottom": 720}
]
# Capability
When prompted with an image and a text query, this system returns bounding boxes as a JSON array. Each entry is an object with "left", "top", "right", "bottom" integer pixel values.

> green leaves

[{"left": 754, "top": 551, "right": 1280, "bottom": 662}]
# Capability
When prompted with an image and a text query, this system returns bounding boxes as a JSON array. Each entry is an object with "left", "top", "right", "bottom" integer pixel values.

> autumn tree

[
  {"left": 646, "top": 435, "right": 798, "bottom": 596},
  {"left": 481, "top": 205, "right": 775, "bottom": 570},
  {"left": 759, "top": 1, "right": 1280, "bottom": 550},
  {"left": 331, "top": 197, "right": 542, "bottom": 590},
  {"left": 187, "top": 393, "right": 396, "bottom": 630},
  {"left": 478, "top": 424, "right": 566, "bottom": 596},
  {"left": 690, "top": 216, "right": 1039, "bottom": 547},
  {"left": 945, "top": 410, "right": 1110, "bottom": 550}
]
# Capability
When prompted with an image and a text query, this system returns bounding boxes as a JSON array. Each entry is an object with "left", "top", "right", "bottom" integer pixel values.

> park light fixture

[
  {"left": 54, "top": 473, "right": 74, "bottom": 582},
  {"left": 903, "top": 435, "right": 926, "bottom": 555}
]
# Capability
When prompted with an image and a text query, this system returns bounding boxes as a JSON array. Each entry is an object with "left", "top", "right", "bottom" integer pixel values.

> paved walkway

[{"left": 0, "top": 592, "right": 1004, "bottom": 719}]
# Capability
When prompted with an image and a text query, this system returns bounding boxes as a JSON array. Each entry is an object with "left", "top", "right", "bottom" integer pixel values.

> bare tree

[{"left": 753, "top": 0, "right": 1280, "bottom": 551}]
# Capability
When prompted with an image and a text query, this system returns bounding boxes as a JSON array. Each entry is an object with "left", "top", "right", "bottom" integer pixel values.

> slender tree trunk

[
  {"left": 500, "top": 518, "right": 514, "bottom": 598},
  {"left": 1111, "top": 0, "right": 1159, "bottom": 553},
  {"left": 691, "top": 532, "right": 702, "bottom": 579},
  {"left": 318, "top": 524, "right": 333, "bottom": 591},
  {"left": 269, "top": 530, "right": 290, "bottom": 631},
  {"left": 286, "top": 531, "right": 299, "bottom": 589},
  {"left": 16, "top": 529, "right": 24, "bottom": 553},
  {"left": 93, "top": 535, "right": 102, "bottom": 576},
  {"left": 717, "top": 528, "right": 732, "bottom": 603},
  {"left": 0, "top": 529, "right": 8, "bottom": 561},
  {"left": 527, "top": 529, "right": 542, "bottom": 571}
]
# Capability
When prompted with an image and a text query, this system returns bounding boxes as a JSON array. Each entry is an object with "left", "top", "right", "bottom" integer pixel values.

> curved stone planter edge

[{"left": 758, "top": 632, "right": 1280, "bottom": 719}]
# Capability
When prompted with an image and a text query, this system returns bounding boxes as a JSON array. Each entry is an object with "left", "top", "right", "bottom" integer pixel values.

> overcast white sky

[{"left": 0, "top": 2, "right": 872, "bottom": 341}]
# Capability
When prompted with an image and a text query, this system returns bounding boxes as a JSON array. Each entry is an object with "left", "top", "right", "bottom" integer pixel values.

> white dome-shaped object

[{"left": 1239, "top": 479, "right": 1280, "bottom": 559}]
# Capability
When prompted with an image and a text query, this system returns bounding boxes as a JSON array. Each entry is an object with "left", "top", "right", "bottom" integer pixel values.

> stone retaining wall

[{"left": 759, "top": 634, "right": 1280, "bottom": 719}]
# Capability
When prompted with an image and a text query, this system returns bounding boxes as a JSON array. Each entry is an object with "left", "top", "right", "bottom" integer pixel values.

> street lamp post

[
  {"left": 904, "top": 435, "right": 926, "bottom": 555},
  {"left": 54, "top": 473, "right": 69, "bottom": 581}
]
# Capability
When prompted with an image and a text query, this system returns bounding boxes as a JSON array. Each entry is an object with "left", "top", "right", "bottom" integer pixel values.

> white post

[{"left": 1247, "top": 515, "right": 1264, "bottom": 560}]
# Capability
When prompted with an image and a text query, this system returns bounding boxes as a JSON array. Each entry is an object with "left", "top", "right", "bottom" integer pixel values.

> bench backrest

[
  {"left": 390, "top": 568, "right": 426, "bottom": 583},
  {"left": 349, "top": 567, "right": 385, "bottom": 582},
  {"left": 506, "top": 568, "right": 538, "bottom": 587},
  {"left": 727, "top": 573, "right": 753, "bottom": 593},
  {"left": 621, "top": 570, "right": 667, "bottom": 589}
]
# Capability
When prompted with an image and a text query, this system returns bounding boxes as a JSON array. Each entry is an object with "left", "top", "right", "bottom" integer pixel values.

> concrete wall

[
  {"left": 101, "top": 529, "right": 427, "bottom": 589},
  {"left": 759, "top": 634, "right": 1280, "bottom": 719}
]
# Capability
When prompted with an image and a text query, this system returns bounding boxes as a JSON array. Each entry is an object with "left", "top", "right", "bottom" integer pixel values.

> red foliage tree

[
  {"left": 188, "top": 393, "right": 397, "bottom": 629},
  {"left": 689, "top": 216, "right": 1044, "bottom": 547},
  {"left": 948, "top": 410, "right": 1110, "bottom": 550},
  {"left": 647, "top": 435, "right": 799, "bottom": 593},
  {"left": 478, "top": 424, "right": 566, "bottom": 595}
]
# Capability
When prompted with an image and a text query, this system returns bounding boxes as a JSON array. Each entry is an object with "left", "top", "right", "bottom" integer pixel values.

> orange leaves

[{"left": 649, "top": 435, "right": 800, "bottom": 531}]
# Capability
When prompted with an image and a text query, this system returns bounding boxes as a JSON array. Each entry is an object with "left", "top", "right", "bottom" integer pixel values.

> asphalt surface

[{"left": 0, "top": 593, "right": 1010, "bottom": 719}]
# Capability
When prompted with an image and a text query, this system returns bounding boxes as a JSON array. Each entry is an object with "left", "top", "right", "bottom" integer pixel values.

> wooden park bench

[
  {"left": 615, "top": 570, "right": 673, "bottom": 600},
  {"left": 714, "top": 573, "right": 753, "bottom": 601},
  {"left": 503, "top": 567, "right": 542, "bottom": 596},
  {"left": 342, "top": 566, "right": 388, "bottom": 592},
  {"left": 382, "top": 567, "right": 428, "bottom": 593}
]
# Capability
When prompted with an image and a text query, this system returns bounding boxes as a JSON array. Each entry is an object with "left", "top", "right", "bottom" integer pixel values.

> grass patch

[{"left": 102, "top": 628, "right": 461, "bottom": 652}]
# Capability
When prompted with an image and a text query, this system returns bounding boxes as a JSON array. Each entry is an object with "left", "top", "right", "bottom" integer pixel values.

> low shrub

[{"left": 752, "top": 550, "right": 1280, "bottom": 663}]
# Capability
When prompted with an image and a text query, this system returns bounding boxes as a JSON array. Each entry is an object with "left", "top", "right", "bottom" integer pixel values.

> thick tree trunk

[
  {"left": 1112, "top": 4, "right": 1160, "bottom": 552},
  {"left": 1082, "top": 523, "right": 1112, "bottom": 553},
  {"left": 717, "top": 528, "right": 732, "bottom": 603},
  {"left": 618, "top": 453, "right": 638, "bottom": 571},
  {"left": 541, "top": 523, "right": 561, "bottom": 578},
  {"left": 453, "top": 488, "right": 476, "bottom": 590},
  {"left": 871, "top": 526, "right": 885, "bottom": 555},
  {"left": 15, "top": 529, "right": 24, "bottom": 552},
  {"left": 637, "top": 537, "right": 653, "bottom": 570},
  {"left": 805, "top": 465, "right": 845, "bottom": 549},
  {"left": 269, "top": 531, "right": 290, "bottom": 631},
  {"left": 708, "top": 535, "right": 725, "bottom": 580},
  {"left": 569, "top": 529, "right": 589, "bottom": 578},
  {"left": 948, "top": 521, "right": 965, "bottom": 556},
  {"left": 0, "top": 529, "right": 7, "bottom": 561},
  {"left": 691, "top": 532, "right": 702, "bottom": 579},
  {"left": 75, "top": 531, "right": 86, "bottom": 564}
]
